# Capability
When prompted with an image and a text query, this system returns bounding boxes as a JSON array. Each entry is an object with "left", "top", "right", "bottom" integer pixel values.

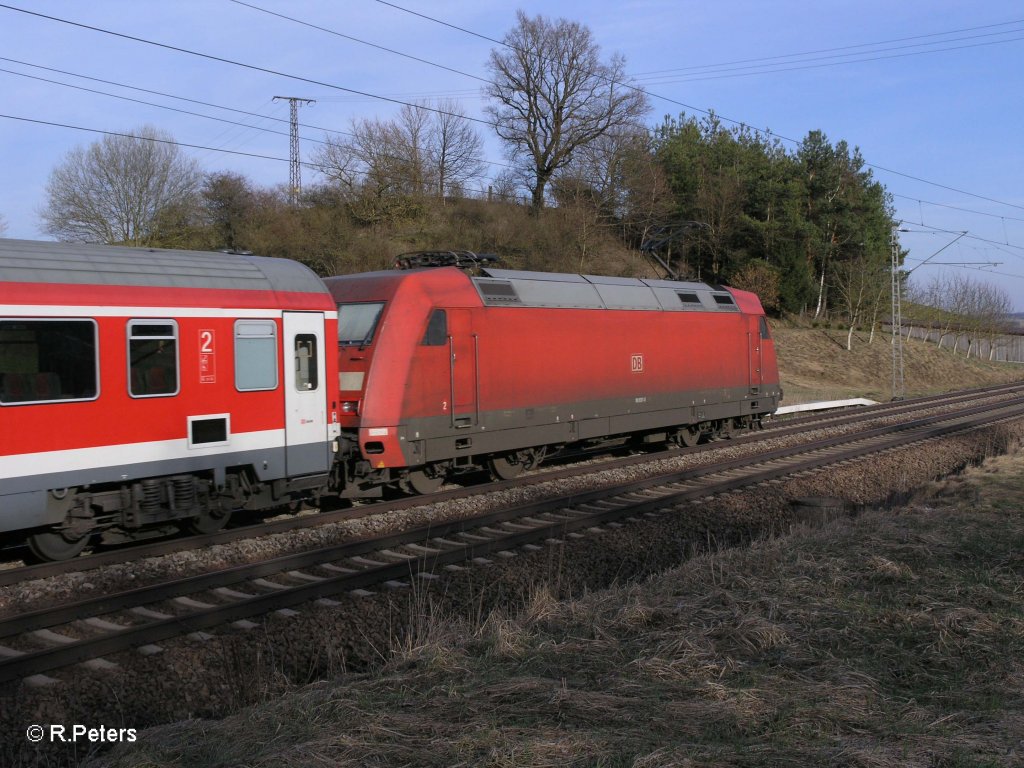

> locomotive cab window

[
  {"left": 338, "top": 302, "right": 384, "bottom": 346},
  {"left": 0, "top": 319, "right": 98, "bottom": 405},
  {"left": 759, "top": 317, "right": 771, "bottom": 340},
  {"left": 235, "top": 320, "right": 279, "bottom": 392},
  {"left": 294, "top": 334, "right": 319, "bottom": 391},
  {"left": 128, "top": 320, "right": 179, "bottom": 397},
  {"left": 421, "top": 309, "right": 447, "bottom": 346}
]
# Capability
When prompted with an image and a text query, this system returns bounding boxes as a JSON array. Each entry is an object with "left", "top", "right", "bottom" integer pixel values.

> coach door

[
  {"left": 448, "top": 309, "right": 478, "bottom": 428},
  {"left": 283, "top": 311, "right": 330, "bottom": 475}
]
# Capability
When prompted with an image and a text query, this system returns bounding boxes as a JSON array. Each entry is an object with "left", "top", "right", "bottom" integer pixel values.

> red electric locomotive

[
  {"left": 325, "top": 257, "right": 782, "bottom": 494},
  {"left": 0, "top": 239, "right": 339, "bottom": 560}
]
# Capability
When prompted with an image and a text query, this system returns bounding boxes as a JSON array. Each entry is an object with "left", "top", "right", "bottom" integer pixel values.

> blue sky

[{"left": 1, "top": 1, "right": 1022, "bottom": 308}]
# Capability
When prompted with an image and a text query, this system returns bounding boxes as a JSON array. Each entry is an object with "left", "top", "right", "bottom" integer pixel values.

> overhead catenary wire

[
  {"left": 629, "top": 17, "right": 1024, "bottom": 77},
  {"left": 0, "top": 3, "right": 525, "bottom": 193},
  {"left": 0, "top": 55, "right": 352, "bottom": 139},
  {"left": 0, "top": 56, "right": 519, "bottom": 177},
  {"left": 630, "top": 30, "right": 1024, "bottom": 85},
  {"left": 900, "top": 222, "right": 1024, "bottom": 256},
  {"left": 4, "top": 0, "right": 1021, "bottom": 217},
  {"left": 366, "top": 1, "right": 1024, "bottom": 292},
  {"left": 0, "top": 113, "right": 523, "bottom": 200},
  {"left": 1, "top": 1, "right": 1021, "bottom": 282},
  {"left": 228, "top": 0, "right": 490, "bottom": 85},
  {"left": 892, "top": 194, "right": 1024, "bottom": 225},
  {"left": 0, "top": 3, "right": 492, "bottom": 128},
  {"left": 370, "top": 0, "right": 1024, "bottom": 216},
  {"left": 196, "top": 98, "right": 284, "bottom": 160},
  {"left": 0, "top": 67, "right": 337, "bottom": 148},
  {"left": 0, "top": 113, "right": 292, "bottom": 164}
]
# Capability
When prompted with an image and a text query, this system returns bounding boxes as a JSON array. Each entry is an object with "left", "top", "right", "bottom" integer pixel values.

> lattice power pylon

[{"left": 273, "top": 96, "right": 314, "bottom": 204}]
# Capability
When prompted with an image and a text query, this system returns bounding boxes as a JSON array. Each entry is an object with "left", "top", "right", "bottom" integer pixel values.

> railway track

[
  {"left": 1, "top": 389, "right": 1023, "bottom": 685},
  {"left": 2, "top": 381, "right": 1022, "bottom": 587}
]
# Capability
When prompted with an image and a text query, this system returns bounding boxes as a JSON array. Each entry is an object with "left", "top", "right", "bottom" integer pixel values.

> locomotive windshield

[{"left": 337, "top": 302, "right": 385, "bottom": 346}]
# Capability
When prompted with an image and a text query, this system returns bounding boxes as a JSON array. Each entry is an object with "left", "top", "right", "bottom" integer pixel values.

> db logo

[{"left": 631, "top": 354, "right": 644, "bottom": 373}]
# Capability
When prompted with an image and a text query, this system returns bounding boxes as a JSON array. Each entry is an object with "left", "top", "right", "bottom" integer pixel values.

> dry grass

[
  {"left": 772, "top": 325, "right": 1023, "bottom": 403},
  {"left": 78, "top": 325, "right": 1024, "bottom": 767},
  {"left": 92, "top": 445, "right": 1024, "bottom": 767}
]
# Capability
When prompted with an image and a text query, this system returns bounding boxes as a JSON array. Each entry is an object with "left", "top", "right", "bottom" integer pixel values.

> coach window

[
  {"left": 128, "top": 320, "right": 179, "bottom": 397},
  {"left": 294, "top": 334, "right": 319, "bottom": 391},
  {"left": 421, "top": 309, "right": 447, "bottom": 346},
  {"left": 0, "top": 319, "right": 98, "bottom": 405},
  {"left": 235, "top": 320, "right": 278, "bottom": 391}
]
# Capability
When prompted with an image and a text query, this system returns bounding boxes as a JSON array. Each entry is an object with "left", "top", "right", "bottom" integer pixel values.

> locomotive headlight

[{"left": 341, "top": 401, "right": 360, "bottom": 414}]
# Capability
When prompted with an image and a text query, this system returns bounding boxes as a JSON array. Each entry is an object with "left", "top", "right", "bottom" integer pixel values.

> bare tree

[
  {"left": 311, "top": 132, "right": 363, "bottom": 199},
  {"left": 910, "top": 273, "right": 1012, "bottom": 358},
  {"left": 40, "top": 125, "right": 202, "bottom": 245},
  {"left": 489, "top": 169, "right": 523, "bottom": 204},
  {"left": 485, "top": 11, "right": 649, "bottom": 212},
  {"left": 313, "top": 116, "right": 417, "bottom": 203},
  {"left": 313, "top": 100, "right": 485, "bottom": 203},
  {"left": 982, "top": 283, "right": 1014, "bottom": 360},
  {"left": 552, "top": 128, "right": 669, "bottom": 273},
  {"left": 695, "top": 167, "right": 745, "bottom": 279},
  {"left": 961, "top": 279, "right": 1011, "bottom": 359},
  {"left": 427, "top": 99, "right": 486, "bottom": 200},
  {"left": 916, "top": 274, "right": 961, "bottom": 349},
  {"left": 617, "top": 134, "right": 676, "bottom": 251},
  {"left": 832, "top": 254, "right": 889, "bottom": 350},
  {"left": 555, "top": 127, "right": 657, "bottom": 219},
  {"left": 395, "top": 104, "right": 431, "bottom": 195}
]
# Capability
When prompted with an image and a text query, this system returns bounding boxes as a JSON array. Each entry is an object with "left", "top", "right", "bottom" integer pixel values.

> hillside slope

[{"left": 772, "top": 325, "right": 1024, "bottom": 404}]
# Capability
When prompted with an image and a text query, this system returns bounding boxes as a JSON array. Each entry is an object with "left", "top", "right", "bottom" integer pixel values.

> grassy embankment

[
  {"left": 93, "top": 328, "right": 1024, "bottom": 767},
  {"left": 773, "top": 323, "right": 1022, "bottom": 403}
]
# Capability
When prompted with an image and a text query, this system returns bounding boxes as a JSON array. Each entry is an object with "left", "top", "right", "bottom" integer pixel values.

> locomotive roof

[
  {"left": 474, "top": 268, "right": 743, "bottom": 313},
  {"left": 0, "top": 239, "right": 328, "bottom": 295}
]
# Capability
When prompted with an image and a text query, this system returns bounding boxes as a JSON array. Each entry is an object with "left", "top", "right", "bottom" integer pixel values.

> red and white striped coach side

[{"left": 0, "top": 239, "right": 338, "bottom": 560}]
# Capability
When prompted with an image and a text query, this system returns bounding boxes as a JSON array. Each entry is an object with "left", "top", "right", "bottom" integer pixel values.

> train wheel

[
  {"left": 404, "top": 466, "right": 445, "bottom": 495},
  {"left": 181, "top": 507, "right": 230, "bottom": 535},
  {"left": 26, "top": 528, "right": 90, "bottom": 562},
  {"left": 488, "top": 452, "right": 527, "bottom": 481},
  {"left": 678, "top": 427, "right": 701, "bottom": 448}
]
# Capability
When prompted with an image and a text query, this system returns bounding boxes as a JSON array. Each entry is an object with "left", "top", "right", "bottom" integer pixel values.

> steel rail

[
  {"left": 1, "top": 395, "right": 1022, "bottom": 684},
  {"left": 2, "top": 381, "right": 1022, "bottom": 587}
]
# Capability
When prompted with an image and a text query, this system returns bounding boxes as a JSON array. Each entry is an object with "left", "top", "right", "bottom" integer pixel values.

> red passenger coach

[
  {"left": 325, "top": 265, "right": 781, "bottom": 493},
  {"left": 0, "top": 239, "right": 338, "bottom": 560}
]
